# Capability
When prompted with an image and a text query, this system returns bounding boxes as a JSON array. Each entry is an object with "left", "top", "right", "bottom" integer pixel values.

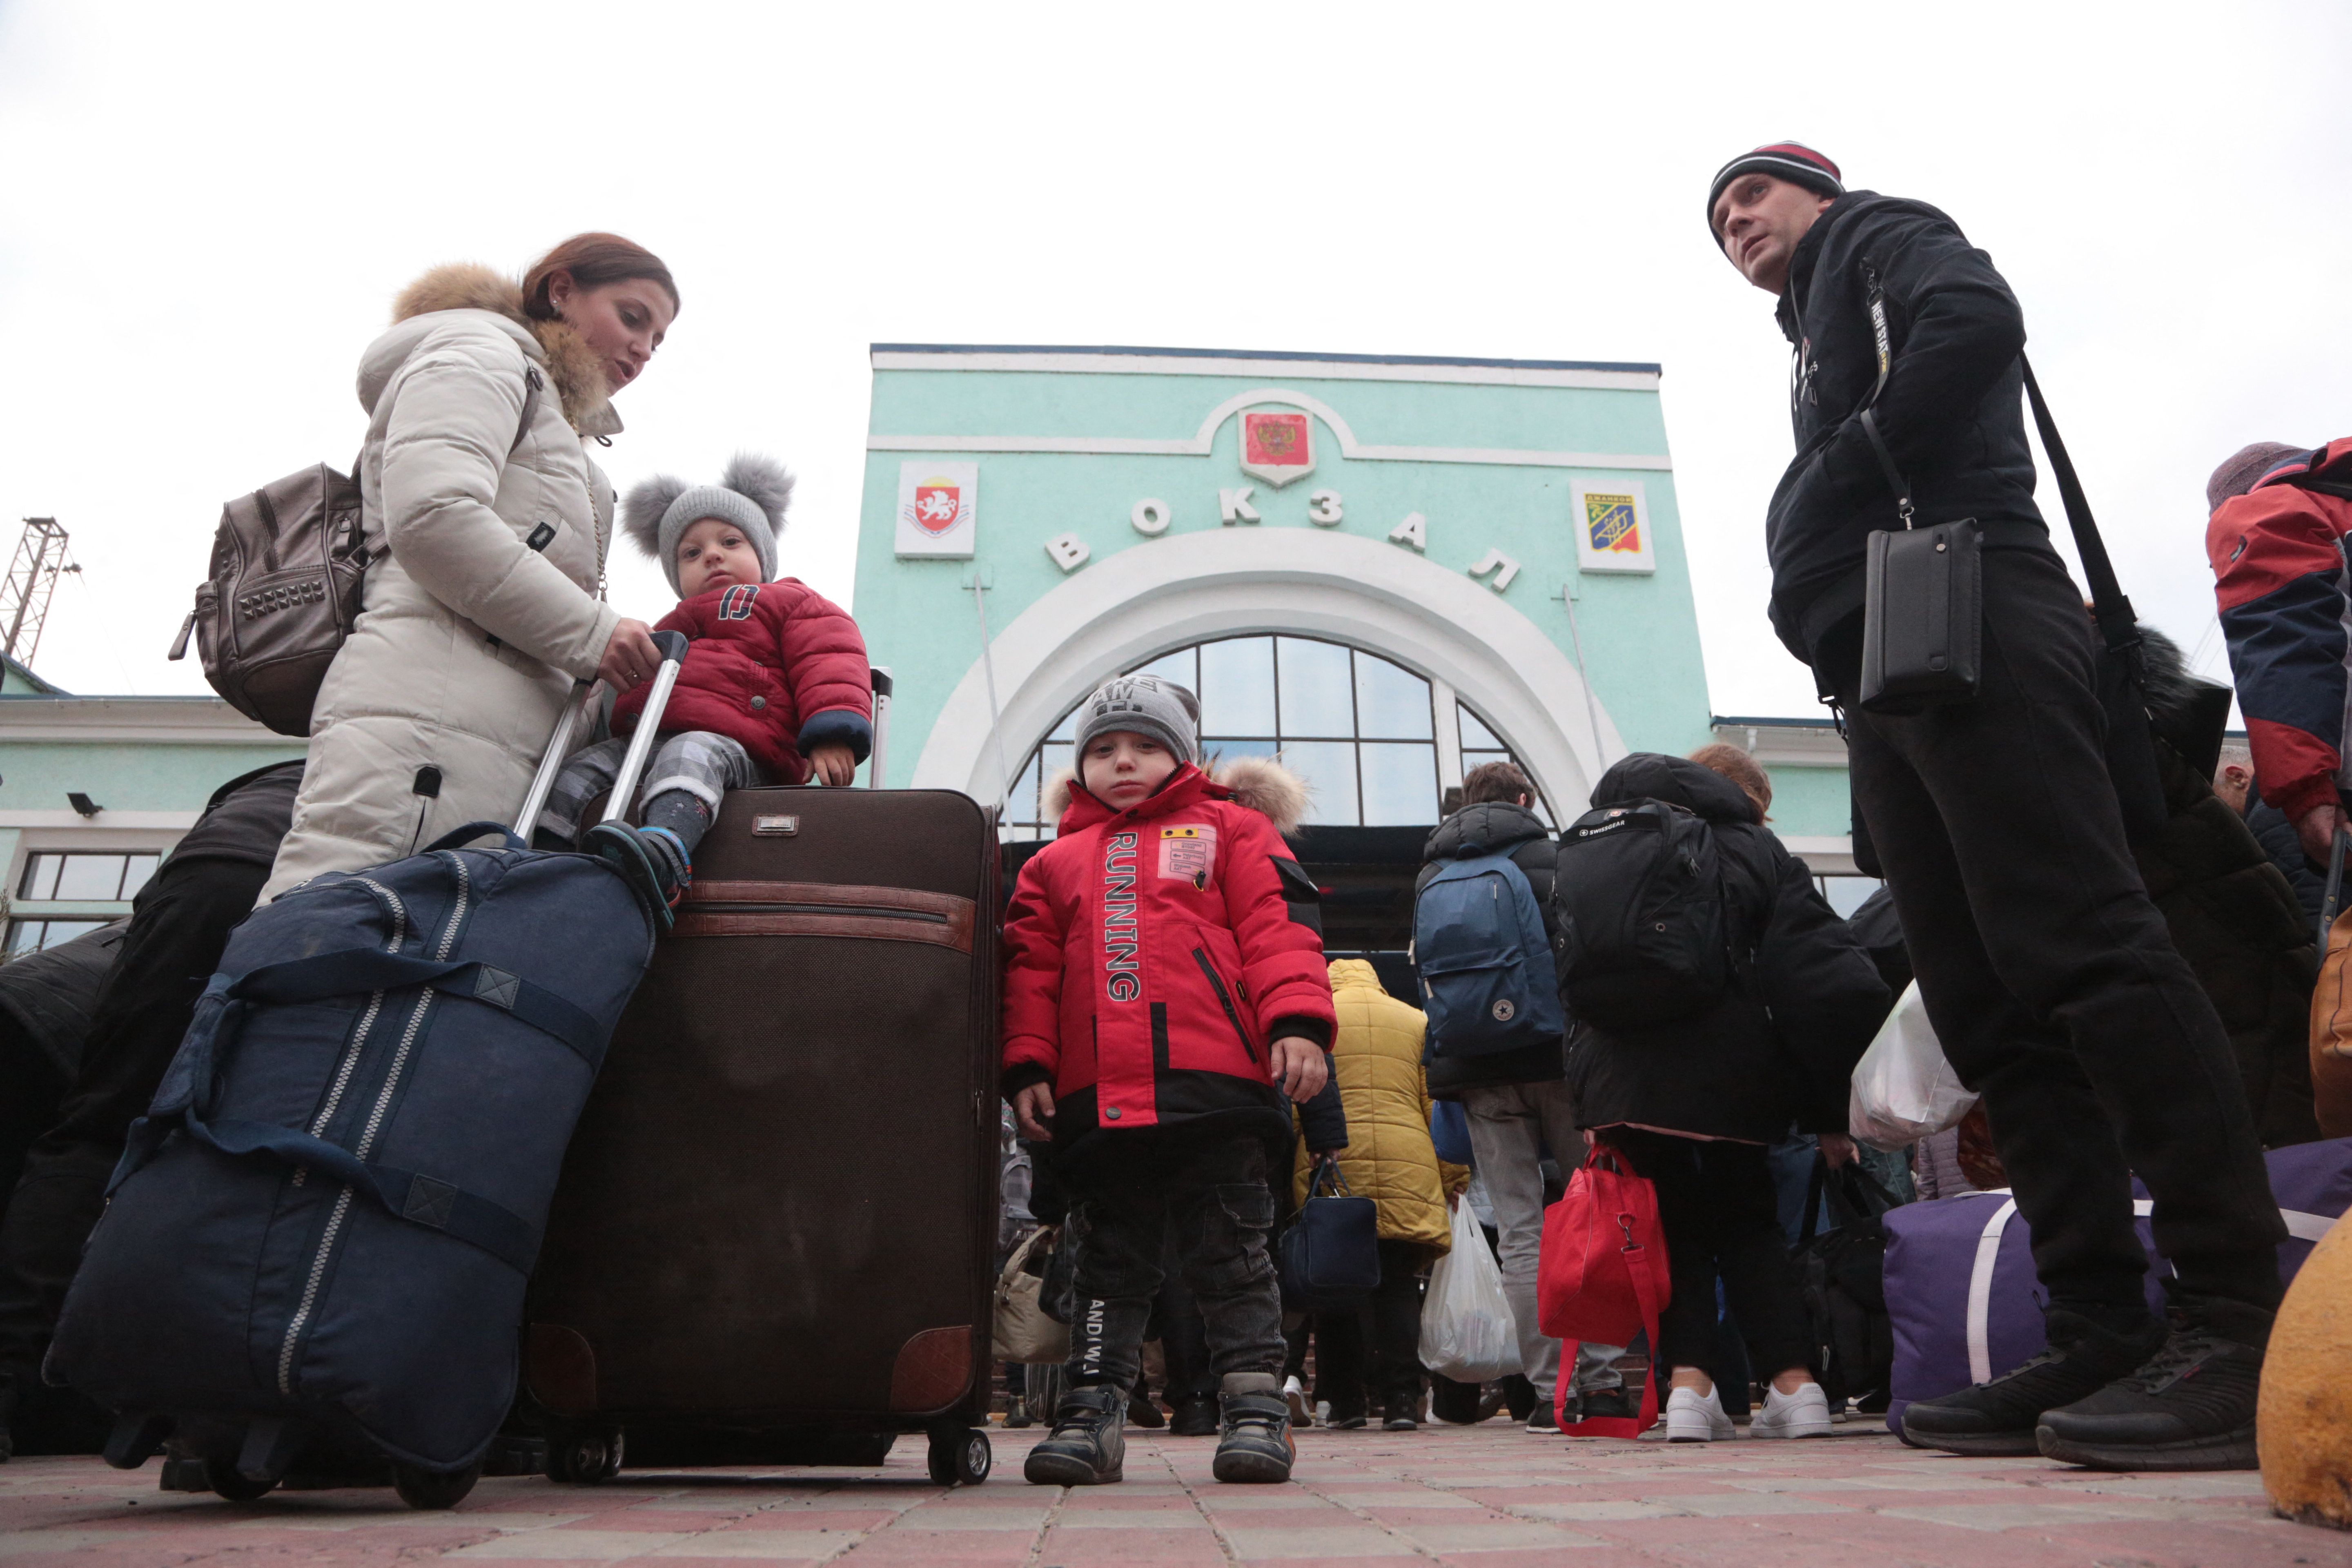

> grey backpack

[{"left": 169, "top": 370, "right": 541, "bottom": 737}]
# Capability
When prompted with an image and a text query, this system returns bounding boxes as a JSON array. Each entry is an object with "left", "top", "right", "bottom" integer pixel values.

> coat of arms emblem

[
  {"left": 912, "top": 479, "right": 962, "bottom": 535},
  {"left": 1240, "top": 410, "right": 1314, "bottom": 487}
]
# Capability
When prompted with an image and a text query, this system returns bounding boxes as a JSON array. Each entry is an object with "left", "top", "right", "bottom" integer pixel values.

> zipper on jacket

[{"left": 1192, "top": 948, "right": 1260, "bottom": 1064}]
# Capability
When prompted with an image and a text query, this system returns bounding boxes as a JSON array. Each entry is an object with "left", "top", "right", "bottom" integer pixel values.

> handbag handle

[
  {"left": 1309, "top": 1154, "right": 1354, "bottom": 1198},
  {"left": 996, "top": 1225, "right": 1056, "bottom": 1301}
]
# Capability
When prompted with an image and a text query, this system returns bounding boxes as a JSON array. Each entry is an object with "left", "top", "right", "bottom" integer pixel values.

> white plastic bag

[
  {"left": 1418, "top": 1197, "right": 1522, "bottom": 1382},
  {"left": 1849, "top": 980, "right": 1980, "bottom": 1150}
]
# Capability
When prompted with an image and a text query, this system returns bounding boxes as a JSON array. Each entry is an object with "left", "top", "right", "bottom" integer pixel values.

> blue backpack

[{"left": 1412, "top": 849, "right": 1567, "bottom": 1059}]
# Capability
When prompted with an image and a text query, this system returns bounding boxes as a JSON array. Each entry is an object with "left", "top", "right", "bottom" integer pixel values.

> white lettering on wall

[
  {"left": 1307, "top": 490, "right": 1343, "bottom": 526},
  {"left": 1388, "top": 512, "right": 1428, "bottom": 552},
  {"left": 1468, "top": 548, "right": 1521, "bottom": 592},
  {"left": 1218, "top": 487, "right": 1261, "bottom": 526},
  {"left": 1131, "top": 498, "right": 1171, "bottom": 537},
  {"left": 1045, "top": 533, "right": 1091, "bottom": 572}
]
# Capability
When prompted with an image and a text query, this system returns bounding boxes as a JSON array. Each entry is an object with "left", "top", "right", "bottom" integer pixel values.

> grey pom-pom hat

[{"left": 621, "top": 453, "right": 796, "bottom": 595}]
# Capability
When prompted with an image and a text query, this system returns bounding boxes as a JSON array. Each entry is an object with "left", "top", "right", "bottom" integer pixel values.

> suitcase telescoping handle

[
  {"left": 866, "top": 666, "right": 893, "bottom": 790},
  {"left": 599, "top": 630, "right": 692, "bottom": 825},
  {"left": 509, "top": 631, "right": 691, "bottom": 836}
]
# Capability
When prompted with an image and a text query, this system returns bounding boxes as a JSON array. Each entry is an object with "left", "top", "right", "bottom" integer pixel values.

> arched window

[{"left": 1003, "top": 635, "right": 1544, "bottom": 839}]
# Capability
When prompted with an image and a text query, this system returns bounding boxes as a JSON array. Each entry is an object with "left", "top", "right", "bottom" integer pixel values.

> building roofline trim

[
  {"left": 873, "top": 342, "right": 1662, "bottom": 373},
  {"left": 872, "top": 385, "right": 1672, "bottom": 472},
  {"left": 871, "top": 346, "right": 1659, "bottom": 391}
]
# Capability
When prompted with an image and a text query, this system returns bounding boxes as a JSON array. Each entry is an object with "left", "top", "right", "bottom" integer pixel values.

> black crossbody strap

[
  {"left": 2020, "top": 359, "right": 2140, "bottom": 658},
  {"left": 1855, "top": 261, "right": 1915, "bottom": 530}
]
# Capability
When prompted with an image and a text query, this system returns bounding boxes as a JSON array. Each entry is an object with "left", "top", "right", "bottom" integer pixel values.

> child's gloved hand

[
  {"left": 807, "top": 743, "right": 857, "bottom": 786},
  {"left": 1271, "top": 1036, "right": 1329, "bottom": 1101}
]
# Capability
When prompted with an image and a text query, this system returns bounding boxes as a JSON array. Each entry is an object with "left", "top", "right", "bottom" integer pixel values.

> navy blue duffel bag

[{"left": 50, "top": 640, "right": 686, "bottom": 1506}]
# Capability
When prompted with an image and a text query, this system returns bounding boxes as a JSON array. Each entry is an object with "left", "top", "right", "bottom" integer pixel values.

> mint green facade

[{"left": 848, "top": 346, "right": 1852, "bottom": 851}]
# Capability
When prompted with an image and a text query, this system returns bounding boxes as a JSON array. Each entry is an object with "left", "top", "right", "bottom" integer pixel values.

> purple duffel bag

[{"left": 1882, "top": 1137, "right": 2352, "bottom": 1434}]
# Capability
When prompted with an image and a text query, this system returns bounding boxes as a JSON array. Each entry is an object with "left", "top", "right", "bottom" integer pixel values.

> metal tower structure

[{"left": 0, "top": 517, "right": 81, "bottom": 669}]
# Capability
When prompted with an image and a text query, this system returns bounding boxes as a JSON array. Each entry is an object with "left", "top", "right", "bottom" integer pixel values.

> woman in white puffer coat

[{"left": 263, "top": 234, "right": 676, "bottom": 899}]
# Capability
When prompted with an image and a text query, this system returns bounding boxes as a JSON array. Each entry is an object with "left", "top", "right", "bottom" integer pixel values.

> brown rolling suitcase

[{"left": 522, "top": 783, "right": 1002, "bottom": 1486}]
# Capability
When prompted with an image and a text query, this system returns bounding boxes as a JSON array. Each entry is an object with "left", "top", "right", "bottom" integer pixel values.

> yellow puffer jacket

[{"left": 1293, "top": 960, "right": 1458, "bottom": 1257}]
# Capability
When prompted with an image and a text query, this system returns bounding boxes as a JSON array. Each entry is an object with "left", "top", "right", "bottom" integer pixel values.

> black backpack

[
  {"left": 1791, "top": 1158, "right": 1903, "bottom": 1412},
  {"left": 1551, "top": 798, "right": 1734, "bottom": 1028}
]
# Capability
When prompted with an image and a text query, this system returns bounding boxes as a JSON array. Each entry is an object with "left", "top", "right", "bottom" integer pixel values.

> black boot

[
  {"left": 1168, "top": 1396, "right": 1220, "bottom": 1437},
  {"left": 1902, "top": 1306, "right": 2166, "bottom": 1456},
  {"left": 1213, "top": 1373, "right": 1294, "bottom": 1483},
  {"left": 1022, "top": 1385, "right": 1125, "bottom": 1486},
  {"left": 2036, "top": 1299, "right": 2270, "bottom": 1471}
]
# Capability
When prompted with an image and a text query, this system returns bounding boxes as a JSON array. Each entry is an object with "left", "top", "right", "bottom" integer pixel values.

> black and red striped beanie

[{"left": 1707, "top": 142, "right": 1844, "bottom": 233}]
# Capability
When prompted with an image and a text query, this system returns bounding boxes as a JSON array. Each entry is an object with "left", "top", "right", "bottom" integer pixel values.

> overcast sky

[{"left": 3, "top": 1, "right": 2346, "bottom": 721}]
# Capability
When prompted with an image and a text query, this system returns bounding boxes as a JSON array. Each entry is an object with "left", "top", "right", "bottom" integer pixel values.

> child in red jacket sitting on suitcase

[
  {"left": 1002, "top": 674, "right": 1335, "bottom": 1486},
  {"left": 533, "top": 454, "right": 871, "bottom": 920}
]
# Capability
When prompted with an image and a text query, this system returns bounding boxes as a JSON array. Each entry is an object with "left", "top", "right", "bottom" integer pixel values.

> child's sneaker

[
  {"left": 1749, "top": 1381, "right": 1833, "bottom": 1439},
  {"left": 1664, "top": 1383, "right": 1735, "bottom": 1443},
  {"left": 585, "top": 822, "right": 691, "bottom": 929},
  {"left": 1022, "top": 1385, "right": 1125, "bottom": 1486},
  {"left": 1212, "top": 1373, "right": 1295, "bottom": 1483}
]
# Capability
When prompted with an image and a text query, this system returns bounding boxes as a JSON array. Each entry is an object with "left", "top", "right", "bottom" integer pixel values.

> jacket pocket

[{"left": 1192, "top": 947, "right": 1260, "bottom": 1064}]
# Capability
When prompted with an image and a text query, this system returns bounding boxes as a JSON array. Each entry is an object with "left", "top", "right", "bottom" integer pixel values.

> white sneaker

[
  {"left": 1664, "top": 1385, "right": 1735, "bottom": 1443},
  {"left": 1283, "top": 1375, "right": 1314, "bottom": 1428},
  {"left": 1749, "top": 1381, "right": 1833, "bottom": 1439}
]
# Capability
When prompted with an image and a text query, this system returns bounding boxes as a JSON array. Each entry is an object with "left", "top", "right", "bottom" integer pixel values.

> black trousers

[
  {"left": 1061, "top": 1132, "right": 1286, "bottom": 1392},
  {"left": 0, "top": 853, "right": 271, "bottom": 1384},
  {"left": 1312, "top": 1238, "right": 1427, "bottom": 1417},
  {"left": 1832, "top": 547, "right": 2284, "bottom": 1317},
  {"left": 1610, "top": 1129, "right": 1810, "bottom": 1384}
]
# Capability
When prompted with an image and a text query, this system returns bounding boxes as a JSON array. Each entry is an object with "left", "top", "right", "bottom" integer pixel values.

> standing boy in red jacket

[
  {"left": 1003, "top": 675, "right": 1335, "bottom": 1486},
  {"left": 534, "top": 455, "right": 871, "bottom": 919}
]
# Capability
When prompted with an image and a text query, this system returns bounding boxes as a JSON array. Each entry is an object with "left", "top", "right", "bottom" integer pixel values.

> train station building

[{"left": 846, "top": 343, "right": 1863, "bottom": 959}]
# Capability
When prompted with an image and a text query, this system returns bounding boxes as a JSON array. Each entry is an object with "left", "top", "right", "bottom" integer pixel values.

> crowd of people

[{"left": 0, "top": 136, "right": 2345, "bottom": 1494}]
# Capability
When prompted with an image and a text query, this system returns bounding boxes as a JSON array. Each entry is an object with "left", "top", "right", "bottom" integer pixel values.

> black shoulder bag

[
  {"left": 1851, "top": 263, "right": 2168, "bottom": 840},
  {"left": 1855, "top": 261, "right": 1984, "bottom": 714}
]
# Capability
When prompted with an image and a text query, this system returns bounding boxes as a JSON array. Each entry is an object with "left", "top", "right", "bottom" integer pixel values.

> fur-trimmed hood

[
  {"left": 359, "top": 262, "right": 619, "bottom": 437},
  {"left": 1043, "top": 753, "right": 1310, "bottom": 837}
]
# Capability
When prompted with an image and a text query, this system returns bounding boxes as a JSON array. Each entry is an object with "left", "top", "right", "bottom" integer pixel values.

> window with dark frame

[
  {"left": 16, "top": 851, "right": 160, "bottom": 902},
  {"left": 1003, "top": 635, "right": 1542, "bottom": 841}
]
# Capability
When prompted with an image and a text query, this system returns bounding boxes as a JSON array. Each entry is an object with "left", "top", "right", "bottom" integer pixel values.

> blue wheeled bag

[{"left": 47, "top": 637, "right": 688, "bottom": 1508}]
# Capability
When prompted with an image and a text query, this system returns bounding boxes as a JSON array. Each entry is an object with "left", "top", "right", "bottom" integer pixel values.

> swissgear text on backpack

[
  {"left": 166, "top": 371, "right": 542, "bottom": 737},
  {"left": 48, "top": 634, "right": 679, "bottom": 1511},
  {"left": 1552, "top": 799, "right": 1734, "bottom": 1028},
  {"left": 1415, "top": 850, "right": 1567, "bottom": 1058}
]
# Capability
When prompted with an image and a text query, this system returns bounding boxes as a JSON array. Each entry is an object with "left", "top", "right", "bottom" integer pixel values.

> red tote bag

[{"left": 1537, "top": 1142, "right": 1671, "bottom": 1438}]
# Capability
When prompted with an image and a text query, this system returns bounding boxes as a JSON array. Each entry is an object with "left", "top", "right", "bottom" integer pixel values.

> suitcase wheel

[
  {"left": 394, "top": 1461, "right": 482, "bottom": 1510},
  {"left": 203, "top": 1458, "right": 276, "bottom": 1503},
  {"left": 927, "top": 1427, "right": 991, "bottom": 1487},
  {"left": 543, "top": 1428, "right": 625, "bottom": 1485}
]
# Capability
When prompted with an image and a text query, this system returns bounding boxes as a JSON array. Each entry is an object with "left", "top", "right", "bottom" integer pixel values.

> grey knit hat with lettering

[
  {"left": 1074, "top": 675, "right": 1200, "bottom": 768},
  {"left": 621, "top": 453, "right": 794, "bottom": 595}
]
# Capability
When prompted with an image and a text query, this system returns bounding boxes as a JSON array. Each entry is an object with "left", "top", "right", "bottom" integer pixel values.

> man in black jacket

[
  {"left": 1414, "top": 762, "right": 1624, "bottom": 1429},
  {"left": 0, "top": 761, "right": 303, "bottom": 1459},
  {"left": 1710, "top": 142, "right": 2283, "bottom": 1470}
]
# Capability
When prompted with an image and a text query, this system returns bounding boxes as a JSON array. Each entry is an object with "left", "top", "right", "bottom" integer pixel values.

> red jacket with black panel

[
  {"left": 2209, "top": 438, "right": 2352, "bottom": 823},
  {"left": 612, "top": 578, "right": 872, "bottom": 785},
  {"left": 1000, "top": 758, "right": 1334, "bottom": 1154}
]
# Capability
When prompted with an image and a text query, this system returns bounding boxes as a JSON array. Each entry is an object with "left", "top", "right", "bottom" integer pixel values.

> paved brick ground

[{"left": 3, "top": 1420, "right": 2346, "bottom": 1566}]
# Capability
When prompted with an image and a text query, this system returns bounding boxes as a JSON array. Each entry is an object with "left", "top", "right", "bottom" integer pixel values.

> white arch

[{"left": 910, "top": 529, "right": 1622, "bottom": 814}]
